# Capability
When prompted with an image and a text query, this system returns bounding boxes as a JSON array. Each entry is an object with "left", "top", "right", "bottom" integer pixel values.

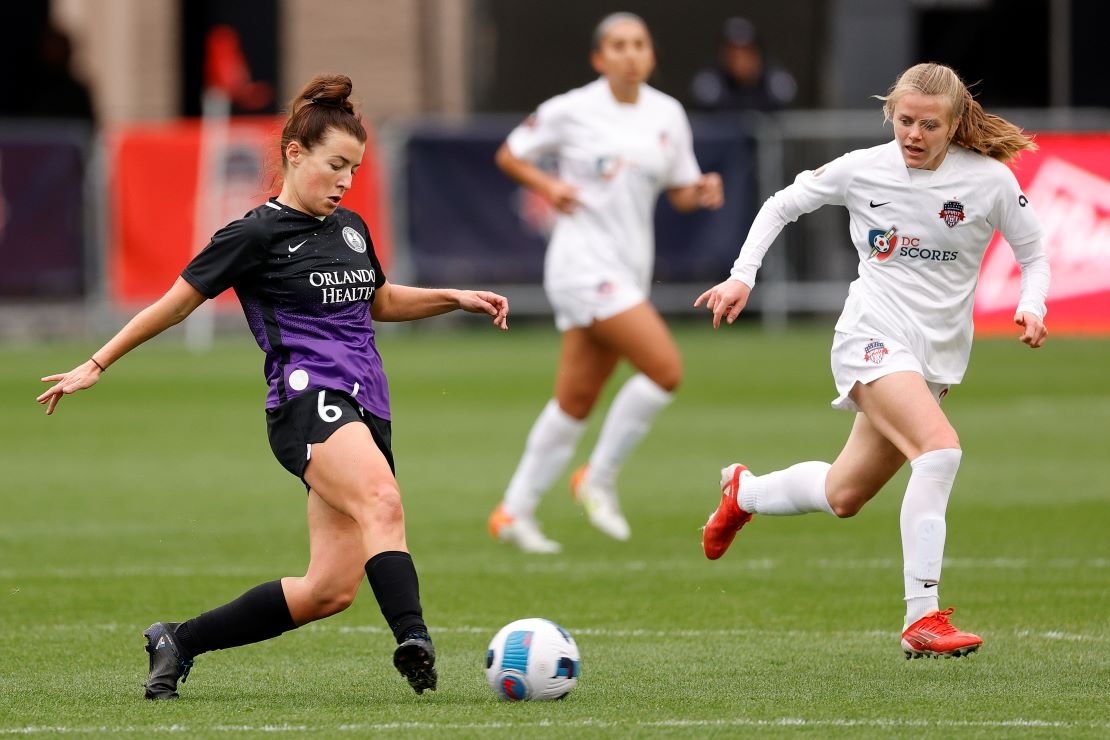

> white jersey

[
  {"left": 506, "top": 78, "right": 702, "bottom": 292},
  {"left": 730, "top": 140, "right": 1050, "bottom": 383}
]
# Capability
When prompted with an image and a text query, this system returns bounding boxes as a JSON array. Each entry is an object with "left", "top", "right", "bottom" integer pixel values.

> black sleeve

[{"left": 181, "top": 216, "right": 267, "bottom": 298}]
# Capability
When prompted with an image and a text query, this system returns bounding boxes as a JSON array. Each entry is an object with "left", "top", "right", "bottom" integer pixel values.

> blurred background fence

[{"left": 1, "top": 0, "right": 1108, "bottom": 340}]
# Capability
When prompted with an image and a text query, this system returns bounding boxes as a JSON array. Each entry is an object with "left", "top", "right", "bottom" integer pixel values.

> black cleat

[
  {"left": 143, "top": 622, "right": 194, "bottom": 700},
  {"left": 393, "top": 630, "right": 437, "bottom": 694}
]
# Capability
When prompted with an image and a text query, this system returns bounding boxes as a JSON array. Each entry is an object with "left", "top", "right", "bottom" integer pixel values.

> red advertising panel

[
  {"left": 975, "top": 133, "right": 1110, "bottom": 335},
  {"left": 108, "top": 118, "right": 391, "bottom": 305}
]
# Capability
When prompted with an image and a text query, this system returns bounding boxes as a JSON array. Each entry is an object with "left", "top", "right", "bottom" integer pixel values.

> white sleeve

[
  {"left": 1010, "top": 236, "right": 1051, "bottom": 319},
  {"left": 728, "top": 154, "right": 855, "bottom": 286},
  {"left": 665, "top": 108, "right": 702, "bottom": 188},
  {"left": 992, "top": 167, "right": 1049, "bottom": 318},
  {"left": 992, "top": 167, "right": 1042, "bottom": 246},
  {"left": 505, "top": 96, "right": 566, "bottom": 161}
]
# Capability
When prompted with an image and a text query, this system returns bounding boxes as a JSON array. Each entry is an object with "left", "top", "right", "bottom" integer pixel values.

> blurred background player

[
  {"left": 696, "top": 62, "right": 1049, "bottom": 658},
  {"left": 37, "top": 74, "right": 510, "bottom": 698},
  {"left": 689, "top": 16, "right": 797, "bottom": 113},
  {"left": 23, "top": 23, "right": 94, "bottom": 123},
  {"left": 487, "top": 12, "right": 724, "bottom": 553}
]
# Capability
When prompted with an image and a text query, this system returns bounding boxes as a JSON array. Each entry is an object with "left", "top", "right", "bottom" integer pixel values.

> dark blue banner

[
  {"left": 0, "top": 125, "right": 89, "bottom": 298},
  {"left": 404, "top": 116, "right": 757, "bottom": 286}
]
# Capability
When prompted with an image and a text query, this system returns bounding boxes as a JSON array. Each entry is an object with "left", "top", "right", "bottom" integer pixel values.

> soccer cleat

[
  {"left": 393, "top": 630, "right": 438, "bottom": 694},
  {"left": 901, "top": 607, "right": 983, "bottom": 659},
  {"left": 488, "top": 505, "right": 562, "bottom": 554},
  {"left": 702, "top": 464, "right": 754, "bottom": 560},
  {"left": 143, "top": 622, "right": 194, "bottom": 700},
  {"left": 570, "top": 466, "right": 630, "bottom": 541}
]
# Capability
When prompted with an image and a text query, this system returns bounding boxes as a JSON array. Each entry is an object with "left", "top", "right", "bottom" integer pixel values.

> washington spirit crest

[
  {"left": 863, "top": 340, "right": 889, "bottom": 365},
  {"left": 938, "top": 199, "right": 966, "bottom": 228}
]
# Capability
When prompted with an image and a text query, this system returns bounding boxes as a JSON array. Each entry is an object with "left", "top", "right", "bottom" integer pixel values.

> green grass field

[{"left": 2, "top": 322, "right": 1108, "bottom": 738}]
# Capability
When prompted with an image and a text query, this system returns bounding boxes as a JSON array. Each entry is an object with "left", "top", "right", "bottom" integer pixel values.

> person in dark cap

[{"left": 689, "top": 17, "right": 797, "bottom": 113}]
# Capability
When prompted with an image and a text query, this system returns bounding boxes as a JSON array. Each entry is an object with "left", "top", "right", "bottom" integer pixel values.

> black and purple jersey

[{"left": 182, "top": 198, "right": 392, "bottom": 419}]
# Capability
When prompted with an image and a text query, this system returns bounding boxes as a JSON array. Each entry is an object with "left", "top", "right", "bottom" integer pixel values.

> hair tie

[{"left": 310, "top": 96, "right": 343, "bottom": 108}]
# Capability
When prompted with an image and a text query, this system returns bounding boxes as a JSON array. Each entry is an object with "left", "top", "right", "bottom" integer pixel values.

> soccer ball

[{"left": 485, "top": 618, "right": 581, "bottom": 701}]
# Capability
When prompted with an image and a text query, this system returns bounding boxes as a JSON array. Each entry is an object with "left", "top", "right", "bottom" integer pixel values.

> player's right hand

[
  {"left": 695, "top": 279, "right": 752, "bottom": 329},
  {"left": 544, "top": 180, "right": 581, "bottom": 214},
  {"left": 36, "top": 360, "right": 103, "bottom": 415}
]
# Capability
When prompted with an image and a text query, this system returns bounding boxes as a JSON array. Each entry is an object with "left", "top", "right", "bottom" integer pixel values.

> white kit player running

[
  {"left": 488, "top": 12, "right": 724, "bottom": 553},
  {"left": 696, "top": 63, "right": 1050, "bottom": 658}
]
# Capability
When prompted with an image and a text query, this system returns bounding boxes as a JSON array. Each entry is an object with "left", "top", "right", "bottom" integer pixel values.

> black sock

[
  {"left": 174, "top": 580, "right": 296, "bottom": 658},
  {"left": 365, "top": 551, "right": 426, "bottom": 642}
]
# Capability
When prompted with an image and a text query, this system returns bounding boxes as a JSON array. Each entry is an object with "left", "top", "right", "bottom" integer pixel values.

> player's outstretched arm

[
  {"left": 372, "top": 282, "right": 509, "bottom": 330},
  {"left": 694, "top": 279, "right": 752, "bottom": 329},
  {"left": 36, "top": 278, "right": 207, "bottom": 415}
]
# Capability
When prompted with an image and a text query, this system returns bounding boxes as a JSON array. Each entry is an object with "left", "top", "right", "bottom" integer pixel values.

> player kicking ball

[
  {"left": 38, "top": 74, "right": 510, "bottom": 698},
  {"left": 696, "top": 62, "right": 1050, "bottom": 659}
]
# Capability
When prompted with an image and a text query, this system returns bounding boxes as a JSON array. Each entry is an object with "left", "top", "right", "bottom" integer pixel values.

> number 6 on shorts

[{"left": 317, "top": 390, "right": 342, "bottom": 422}]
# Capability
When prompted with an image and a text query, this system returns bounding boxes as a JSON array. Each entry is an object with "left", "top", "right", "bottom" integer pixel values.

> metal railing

[{"left": 3, "top": 108, "right": 1109, "bottom": 341}]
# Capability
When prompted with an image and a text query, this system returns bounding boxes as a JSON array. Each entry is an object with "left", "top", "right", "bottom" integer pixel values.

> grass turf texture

[{"left": 2, "top": 322, "right": 1108, "bottom": 738}]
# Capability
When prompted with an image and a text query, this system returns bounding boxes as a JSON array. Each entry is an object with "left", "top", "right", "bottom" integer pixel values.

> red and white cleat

[
  {"left": 901, "top": 607, "right": 982, "bottom": 659},
  {"left": 702, "top": 464, "right": 754, "bottom": 560}
]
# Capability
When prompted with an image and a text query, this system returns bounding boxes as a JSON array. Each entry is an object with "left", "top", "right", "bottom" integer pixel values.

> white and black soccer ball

[{"left": 486, "top": 618, "right": 581, "bottom": 701}]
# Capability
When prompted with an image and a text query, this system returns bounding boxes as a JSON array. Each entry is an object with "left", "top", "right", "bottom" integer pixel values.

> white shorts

[
  {"left": 829, "top": 332, "right": 950, "bottom": 412},
  {"left": 546, "top": 278, "right": 646, "bottom": 331}
]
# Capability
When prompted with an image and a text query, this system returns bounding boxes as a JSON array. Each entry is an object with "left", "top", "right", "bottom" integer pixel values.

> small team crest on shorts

[
  {"left": 342, "top": 226, "right": 367, "bottom": 253},
  {"left": 863, "top": 340, "right": 889, "bottom": 365},
  {"left": 938, "top": 199, "right": 966, "bottom": 228},
  {"left": 597, "top": 280, "right": 615, "bottom": 295}
]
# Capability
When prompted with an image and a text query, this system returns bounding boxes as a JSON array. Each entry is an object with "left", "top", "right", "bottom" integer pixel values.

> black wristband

[{"left": 90, "top": 357, "right": 106, "bottom": 372}]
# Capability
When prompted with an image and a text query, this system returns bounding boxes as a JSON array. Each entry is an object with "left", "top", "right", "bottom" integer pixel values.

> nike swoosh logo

[
  {"left": 869, "top": 200, "right": 891, "bottom": 208},
  {"left": 924, "top": 582, "right": 938, "bottom": 589},
  {"left": 288, "top": 240, "right": 308, "bottom": 253}
]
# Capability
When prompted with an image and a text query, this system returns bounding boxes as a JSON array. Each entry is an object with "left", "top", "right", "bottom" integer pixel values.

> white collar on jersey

[
  {"left": 266, "top": 198, "right": 327, "bottom": 220},
  {"left": 593, "top": 76, "right": 644, "bottom": 108}
]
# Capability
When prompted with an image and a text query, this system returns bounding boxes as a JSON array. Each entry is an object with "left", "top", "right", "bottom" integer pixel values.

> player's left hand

[
  {"left": 1014, "top": 311, "right": 1047, "bottom": 348},
  {"left": 695, "top": 278, "right": 752, "bottom": 329},
  {"left": 695, "top": 173, "right": 724, "bottom": 210},
  {"left": 459, "top": 290, "right": 509, "bottom": 330}
]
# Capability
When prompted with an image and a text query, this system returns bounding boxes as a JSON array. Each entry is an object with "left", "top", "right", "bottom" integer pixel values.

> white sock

[
  {"left": 502, "top": 400, "right": 586, "bottom": 518},
  {"left": 585, "top": 374, "right": 673, "bottom": 490},
  {"left": 738, "top": 462, "right": 835, "bottom": 516},
  {"left": 901, "top": 448, "right": 962, "bottom": 627}
]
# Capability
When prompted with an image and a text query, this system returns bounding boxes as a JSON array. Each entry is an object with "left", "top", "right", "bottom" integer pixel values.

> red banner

[
  {"left": 975, "top": 133, "right": 1110, "bottom": 335},
  {"left": 108, "top": 118, "right": 391, "bottom": 305}
]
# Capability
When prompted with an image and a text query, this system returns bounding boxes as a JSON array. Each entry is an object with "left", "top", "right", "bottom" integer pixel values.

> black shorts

[{"left": 266, "top": 389, "right": 395, "bottom": 486}]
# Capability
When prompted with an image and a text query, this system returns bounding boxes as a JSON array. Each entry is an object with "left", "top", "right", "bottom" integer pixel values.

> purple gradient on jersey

[{"left": 246, "top": 296, "right": 391, "bottom": 419}]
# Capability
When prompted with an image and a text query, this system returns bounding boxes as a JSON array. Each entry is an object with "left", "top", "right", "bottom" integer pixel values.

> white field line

[
  {"left": 317, "top": 624, "right": 1110, "bottom": 644},
  {"left": 3, "top": 717, "right": 1110, "bottom": 734},
  {"left": 2, "top": 557, "right": 1107, "bottom": 580},
  {"left": 10, "top": 622, "right": 1107, "bottom": 644}
]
